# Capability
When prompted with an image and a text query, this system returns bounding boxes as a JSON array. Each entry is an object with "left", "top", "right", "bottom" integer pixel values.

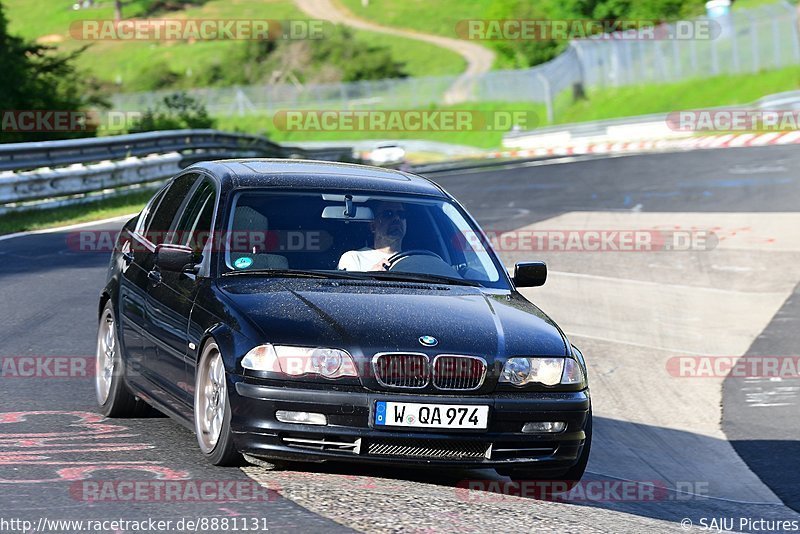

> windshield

[{"left": 221, "top": 190, "right": 509, "bottom": 289}]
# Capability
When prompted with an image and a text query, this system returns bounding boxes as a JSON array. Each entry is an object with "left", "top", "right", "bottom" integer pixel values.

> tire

[
  {"left": 505, "top": 410, "right": 593, "bottom": 492},
  {"left": 194, "top": 340, "right": 240, "bottom": 466},
  {"left": 96, "top": 301, "right": 151, "bottom": 418}
]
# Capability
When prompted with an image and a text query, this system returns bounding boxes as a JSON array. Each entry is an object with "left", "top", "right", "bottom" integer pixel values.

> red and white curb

[{"left": 492, "top": 131, "right": 800, "bottom": 159}]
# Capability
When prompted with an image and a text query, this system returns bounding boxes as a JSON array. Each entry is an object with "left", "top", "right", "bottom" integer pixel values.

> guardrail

[{"left": 0, "top": 129, "right": 355, "bottom": 215}]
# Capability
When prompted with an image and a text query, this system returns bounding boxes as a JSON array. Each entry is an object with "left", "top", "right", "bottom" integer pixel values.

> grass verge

[
  {"left": 0, "top": 190, "right": 152, "bottom": 236},
  {"left": 216, "top": 101, "right": 547, "bottom": 149},
  {"left": 552, "top": 66, "right": 800, "bottom": 124}
]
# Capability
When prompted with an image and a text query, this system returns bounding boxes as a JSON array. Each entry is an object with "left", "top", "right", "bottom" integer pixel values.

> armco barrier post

[{"left": 535, "top": 72, "right": 554, "bottom": 124}]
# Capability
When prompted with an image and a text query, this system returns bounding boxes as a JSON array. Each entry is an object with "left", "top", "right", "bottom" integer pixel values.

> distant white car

[{"left": 366, "top": 144, "right": 406, "bottom": 166}]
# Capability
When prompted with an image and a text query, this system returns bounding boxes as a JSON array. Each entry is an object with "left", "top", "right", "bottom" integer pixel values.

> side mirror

[
  {"left": 155, "top": 244, "right": 198, "bottom": 273},
  {"left": 513, "top": 261, "right": 547, "bottom": 287}
]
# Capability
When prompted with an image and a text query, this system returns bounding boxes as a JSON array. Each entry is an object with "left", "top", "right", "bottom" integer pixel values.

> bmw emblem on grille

[{"left": 419, "top": 336, "right": 438, "bottom": 347}]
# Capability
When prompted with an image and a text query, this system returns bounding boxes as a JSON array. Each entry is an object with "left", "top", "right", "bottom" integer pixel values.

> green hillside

[{"left": 3, "top": 0, "right": 465, "bottom": 92}]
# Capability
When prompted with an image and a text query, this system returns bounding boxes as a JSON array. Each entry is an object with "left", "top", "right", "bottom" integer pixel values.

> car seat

[{"left": 230, "top": 205, "right": 289, "bottom": 269}]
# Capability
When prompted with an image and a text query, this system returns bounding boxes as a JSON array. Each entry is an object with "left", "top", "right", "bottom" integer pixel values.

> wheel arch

[
  {"left": 196, "top": 323, "right": 244, "bottom": 374},
  {"left": 99, "top": 291, "right": 112, "bottom": 319}
]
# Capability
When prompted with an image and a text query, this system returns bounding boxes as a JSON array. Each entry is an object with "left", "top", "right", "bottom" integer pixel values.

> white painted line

[
  {"left": 584, "top": 471, "right": 783, "bottom": 505},
  {"left": 564, "top": 331, "right": 713, "bottom": 356},
  {"left": 0, "top": 213, "right": 136, "bottom": 243},
  {"left": 548, "top": 269, "right": 784, "bottom": 297}
]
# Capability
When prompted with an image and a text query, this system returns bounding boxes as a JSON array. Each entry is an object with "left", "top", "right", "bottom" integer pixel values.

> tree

[{"left": 0, "top": 1, "right": 105, "bottom": 143}]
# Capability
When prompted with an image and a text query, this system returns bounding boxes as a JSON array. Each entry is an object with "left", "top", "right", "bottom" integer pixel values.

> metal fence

[
  {"left": 571, "top": 1, "right": 800, "bottom": 88},
  {"left": 110, "top": 2, "right": 800, "bottom": 123}
]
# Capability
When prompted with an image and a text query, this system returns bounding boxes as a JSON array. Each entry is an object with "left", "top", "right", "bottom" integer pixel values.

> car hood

[{"left": 217, "top": 277, "right": 568, "bottom": 361}]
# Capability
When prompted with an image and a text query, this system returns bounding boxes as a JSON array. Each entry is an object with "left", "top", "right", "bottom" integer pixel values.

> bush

[
  {"left": 133, "top": 59, "right": 183, "bottom": 91},
  {"left": 311, "top": 26, "right": 407, "bottom": 82},
  {"left": 128, "top": 92, "right": 215, "bottom": 132}
]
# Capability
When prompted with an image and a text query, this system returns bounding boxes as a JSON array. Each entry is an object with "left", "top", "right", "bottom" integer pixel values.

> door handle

[{"left": 147, "top": 269, "right": 162, "bottom": 285}]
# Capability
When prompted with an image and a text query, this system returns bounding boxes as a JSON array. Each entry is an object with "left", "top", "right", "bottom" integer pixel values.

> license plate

[{"left": 374, "top": 401, "right": 489, "bottom": 429}]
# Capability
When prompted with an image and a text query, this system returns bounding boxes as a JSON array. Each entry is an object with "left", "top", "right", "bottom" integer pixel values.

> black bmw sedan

[{"left": 97, "top": 159, "right": 591, "bottom": 482}]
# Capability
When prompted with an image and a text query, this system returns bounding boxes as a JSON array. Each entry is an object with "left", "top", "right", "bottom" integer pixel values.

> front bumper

[{"left": 229, "top": 376, "right": 590, "bottom": 472}]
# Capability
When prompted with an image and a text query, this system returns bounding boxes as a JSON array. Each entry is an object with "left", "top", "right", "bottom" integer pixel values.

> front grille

[
  {"left": 282, "top": 435, "right": 361, "bottom": 454},
  {"left": 373, "top": 353, "right": 429, "bottom": 388},
  {"left": 367, "top": 439, "right": 488, "bottom": 459},
  {"left": 433, "top": 355, "right": 486, "bottom": 390}
]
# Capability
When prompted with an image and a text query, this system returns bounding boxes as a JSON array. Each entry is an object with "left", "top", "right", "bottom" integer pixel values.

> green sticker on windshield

[{"left": 234, "top": 257, "right": 253, "bottom": 269}]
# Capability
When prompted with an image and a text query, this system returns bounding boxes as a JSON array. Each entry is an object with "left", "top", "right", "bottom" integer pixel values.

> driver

[{"left": 338, "top": 201, "right": 406, "bottom": 271}]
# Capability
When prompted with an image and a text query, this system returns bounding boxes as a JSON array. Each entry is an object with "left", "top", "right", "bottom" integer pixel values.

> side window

[
  {"left": 146, "top": 173, "right": 200, "bottom": 246},
  {"left": 135, "top": 185, "right": 169, "bottom": 238},
  {"left": 171, "top": 179, "right": 216, "bottom": 252}
]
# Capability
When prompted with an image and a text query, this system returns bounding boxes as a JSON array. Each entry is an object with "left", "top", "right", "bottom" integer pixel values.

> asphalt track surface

[{"left": 1, "top": 145, "right": 798, "bottom": 533}]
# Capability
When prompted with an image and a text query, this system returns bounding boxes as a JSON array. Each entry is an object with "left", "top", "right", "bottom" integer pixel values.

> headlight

[
  {"left": 242, "top": 344, "right": 357, "bottom": 378},
  {"left": 499, "top": 357, "right": 584, "bottom": 386}
]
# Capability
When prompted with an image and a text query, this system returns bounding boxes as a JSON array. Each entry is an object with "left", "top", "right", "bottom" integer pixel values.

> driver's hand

[{"left": 370, "top": 260, "right": 389, "bottom": 271}]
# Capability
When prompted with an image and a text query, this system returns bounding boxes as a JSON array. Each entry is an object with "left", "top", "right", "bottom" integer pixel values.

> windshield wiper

[
  {"left": 222, "top": 269, "right": 481, "bottom": 287},
  {"left": 222, "top": 269, "right": 367, "bottom": 280},
  {"left": 361, "top": 271, "right": 481, "bottom": 287}
]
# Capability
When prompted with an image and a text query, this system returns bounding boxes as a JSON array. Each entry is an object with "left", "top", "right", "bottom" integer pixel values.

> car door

[
  {"left": 136, "top": 172, "right": 201, "bottom": 404},
  {"left": 145, "top": 174, "right": 216, "bottom": 409},
  {"left": 118, "top": 185, "right": 168, "bottom": 389}
]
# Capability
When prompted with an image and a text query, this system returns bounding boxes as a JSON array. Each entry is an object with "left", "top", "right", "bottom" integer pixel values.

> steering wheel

[{"left": 385, "top": 249, "right": 444, "bottom": 269}]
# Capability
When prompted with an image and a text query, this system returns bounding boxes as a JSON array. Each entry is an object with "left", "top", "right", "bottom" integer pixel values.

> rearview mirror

[
  {"left": 156, "top": 244, "right": 198, "bottom": 273},
  {"left": 513, "top": 261, "right": 547, "bottom": 287},
  {"left": 321, "top": 205, "right": 374, "bottom": 221}
]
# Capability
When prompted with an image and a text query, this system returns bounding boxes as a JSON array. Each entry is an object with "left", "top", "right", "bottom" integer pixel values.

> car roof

[{"left": 189, "top": 159, "right": 447, "bottom": 197}]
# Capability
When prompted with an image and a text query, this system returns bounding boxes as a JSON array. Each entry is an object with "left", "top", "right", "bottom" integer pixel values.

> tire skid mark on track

[{"left": 0, "top": 411, "right": 187, "bottom": 484}]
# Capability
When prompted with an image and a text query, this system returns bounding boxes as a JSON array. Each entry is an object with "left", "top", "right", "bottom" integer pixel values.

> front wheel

[
  {"left": 194, "top": 340, "right": 240, "bottom": 466},
  {"left": 96, "top": 301, "right": 150, "bottom": 417}
]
